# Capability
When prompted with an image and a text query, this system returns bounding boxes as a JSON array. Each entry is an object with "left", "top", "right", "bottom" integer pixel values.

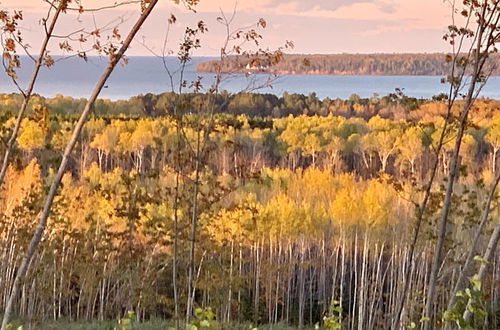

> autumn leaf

[
  {"left": 5, "top": 38, "right": 15, "bottom": 51},
  {"left": 258, "top": 18, "right": 267, "bottom": 28},
  {"left": 44, "top": 54, "right": 55, "bottom": 67}
]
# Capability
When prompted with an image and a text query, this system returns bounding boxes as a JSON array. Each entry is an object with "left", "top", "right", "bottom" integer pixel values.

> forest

[
  {"left": 1, "top": 0, "right": 500, "bottom": 329},
  {"left": 0, "top": 90, "right": 441, "bottom": 119},
  {"left": 196, "top": 53, "right": 500, "bottom": 76},
  {"left": 0, "top": 92, "right": 500, "bottom": 329}
]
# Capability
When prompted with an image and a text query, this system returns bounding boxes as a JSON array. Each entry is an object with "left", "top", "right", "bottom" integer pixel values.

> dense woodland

[
  {"left": 196, "top": 53, "right": 500, "bottom": 76},
  {"left": 0, "top": 90, "right": 443, "bottom": 119},
  {"left": 0, "top": 92, "right": 499, "bottom": 328},
  {"left": 1, "top": 0, "right": 500, "bottom": 329}
]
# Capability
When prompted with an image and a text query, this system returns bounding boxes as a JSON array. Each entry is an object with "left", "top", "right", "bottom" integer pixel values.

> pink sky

[{"left": 1, "top": 0, "right": 453, "bottom": 55}]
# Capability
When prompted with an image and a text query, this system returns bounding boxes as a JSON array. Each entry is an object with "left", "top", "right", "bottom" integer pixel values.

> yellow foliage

[
  {"left": 329, "top": 176, "right": 363, "bottom": 225},
  {"left": 82, "top": 162, "right": 102, "bottom": 188},
  {"left": 17, "top": 119, "right": 45, "bottom": 151},
  {"left": 362, "top": 179, "right": 396, "bottom": 225},
  {"left": 1, "top": 159, "right": 41, "bottom": 216}
]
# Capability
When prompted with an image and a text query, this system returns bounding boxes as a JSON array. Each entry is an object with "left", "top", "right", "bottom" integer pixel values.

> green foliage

[
  {"left": 2, "top": 322, "right": 23, "bottom": 330},
  {"left": 321, "top": 300, "right": 342, "bottom": 330},
  {"left": 444, "top": 274, "right": 487, "bottom": 329},
  {"left": 188, "top": 307, "right": 217, "bottom": 330},
  {"left": 114, "top": 311, "right": 136, "bottom": 330}
]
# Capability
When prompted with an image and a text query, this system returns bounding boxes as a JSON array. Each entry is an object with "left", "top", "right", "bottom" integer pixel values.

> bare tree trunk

[
  {"left": 463, "top": 223, "right": 500, "bottom": 323},
  {"left": 424, "top": 134, "right": 465, "bottom": 328},
  {"left": 0, "top": 2, "right": 159, "bottom": 328},
  {"left": 340, "top": 232, "right": 346, "bottom": 324},
  {"left": 357, "top": 231, "right": 368, "bottom": 330},
  {"left": 423, "top": 5, "right": 491, "bottom": 323},
  {"left": 226, "top": 240, "right": 234, "bottom": 322},
  {"left": 238, "top": 246, "right": 242, "bottom": 321},
  {"left": 391, "top": 101, "right": 451, "bottom": 330},
  {"left": 492, "top": 148, "right": 498, "bottom": 175},
  {"left": 351, "top": 232, "right": 358, "bottom": 330},
  {"left": 186, "top": 141, "right": 201, "bottom": 323},
  {"left": 447, "top": 173, "right": 500, "bottom": 311},
  {"left": 392, "top": 1, "right": 500, "bottom": 326},
  {"left": 172, "top": 98, "right": 182, "bottom": 329},
  {"left": 253, "top": 241, "right": 262, "bottom": 325}
]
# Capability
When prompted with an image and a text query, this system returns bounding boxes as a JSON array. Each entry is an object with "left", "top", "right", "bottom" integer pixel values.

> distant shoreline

[
  {"left": 196, "top": 53, "right": 500, "bottom": 76},
  {"left": 3, "top": 56, "right": 500, "bottom": 100}
]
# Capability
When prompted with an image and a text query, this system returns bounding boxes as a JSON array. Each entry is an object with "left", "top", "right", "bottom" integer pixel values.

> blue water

[{"left": 1, "top": 56, "right": 500, "bottom": 100}]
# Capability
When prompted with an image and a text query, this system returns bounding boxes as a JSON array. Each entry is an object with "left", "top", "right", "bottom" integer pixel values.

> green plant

[
  {"left": 187, "top": 307, "right": 216, "bottom": 330},
  {"left": 115, "top": 311, "right": 135, "bottom": 330},
  {"left": 321, "top": 300, "right": 342, "bottom": 330},
  {"left": 443, "top": 274, "right": 487, "bottom": 329}
]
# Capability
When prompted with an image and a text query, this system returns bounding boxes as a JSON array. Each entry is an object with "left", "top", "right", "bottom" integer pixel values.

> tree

[
  {"left": 397, "top": 125, "right": 425, "bottom": 176},
  {"left": 394, "top": 1, "right": 500, "bottom": 328},
  {"left": 1, "top": 1, "right": 160, "bottom": 328},
  {"left": 323, "top": 135, "right": 345, "bottom": 172},
  {"left": 90, "top": 124, "right": 120, "bottom": 170},
  {"left": 0, "top": 0, "right": 125, "bottom": 186},
  {"left": 17, "top": 119, "right": 45, "bottom": 154},
  {"left": 366, "top": 128, "right": 401, "bottom": 173},
  {"left": 0, "top": 0, "right": 66, "bottom": 187},
  {"left": 446, "top": 171, "right": 500, "bottom": 319},
  {"left": 485, "top": 113, "right": 500, "bottom": 174},
  {"left": 424, "top": 1, "right": 500, "bottom": 328}
]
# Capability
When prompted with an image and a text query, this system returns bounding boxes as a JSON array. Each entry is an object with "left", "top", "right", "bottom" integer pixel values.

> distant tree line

[
  {"left": 197, "top": 53, "right": 500, "bottom": 76},
  {"left": 0, "top": 90, "right": 466, "bottom": 119}
]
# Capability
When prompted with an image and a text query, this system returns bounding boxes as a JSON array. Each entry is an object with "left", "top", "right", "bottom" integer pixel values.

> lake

[{"left": 1, "top": 56, "right": 500, "bottom": 100}]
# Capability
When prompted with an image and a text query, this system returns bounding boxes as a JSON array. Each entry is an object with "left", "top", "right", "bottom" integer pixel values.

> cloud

[
  {"left": 276, "top": 0, "right": 448, "bottom": 32},
  {"left": 260, "top": 0, "right": 397, "bottom": 13},
  {"left": 0, "top": 0, "right": 452, "bottom": 56},
  {"left": 192, "top": 0, "right": 397, "bottom": 16}
]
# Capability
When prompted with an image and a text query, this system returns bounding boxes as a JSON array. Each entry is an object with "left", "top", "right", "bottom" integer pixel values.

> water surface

[{"left": 1, "top": 56, "right": 499, "bottom": 100}]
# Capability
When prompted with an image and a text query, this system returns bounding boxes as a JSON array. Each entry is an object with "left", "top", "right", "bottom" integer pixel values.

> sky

[{"left": 0, "top": 0, "right": 454, "bottom": 56}]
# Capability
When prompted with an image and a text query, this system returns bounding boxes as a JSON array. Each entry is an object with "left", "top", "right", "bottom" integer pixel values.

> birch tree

[
  {"left": 393, "top": 1, "right": 500, "bottom": 328},
  {"left": 424, "top": 1, "right": 500, "bottom": 328},
  {"left": 0, "top": 1, "right": 160, "bottom": 328},
  {"left": 0, "top": 0, "right": 66, "bottom": 187}
]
